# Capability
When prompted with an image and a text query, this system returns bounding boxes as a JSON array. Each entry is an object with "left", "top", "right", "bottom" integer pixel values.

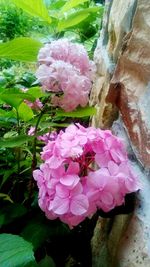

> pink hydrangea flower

[
  {"left": 33, "top": 124, "right": 140, "bottom": 228},
  {"left": 36, "top": 39, "right": 94, "bottom": 111},
  {"left": 38, "top": 38, "right": 93, "bottom": 77}
]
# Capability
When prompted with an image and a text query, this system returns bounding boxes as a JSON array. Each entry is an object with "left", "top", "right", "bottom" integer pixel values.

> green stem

[
  {"left": 31, "top": 109, "right": 45, "bottom": 171},
  {"left": 16, "top": 109, "right": 21, "bottom": 176},
  {"left": 31, "top": 96, "right": 52, "bottom": 172},
  {"left": 29, "top": 96, "right": 52, "bottom": 198}
]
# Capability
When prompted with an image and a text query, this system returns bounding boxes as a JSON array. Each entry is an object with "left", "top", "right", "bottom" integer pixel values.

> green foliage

[
  {"left": 27, "top": 87, "right": 45, "bottom": 98},
  {"left": 0, "top": 135, "right": 33, "bottom": 148},
  {"left": 38, "top": 255, "right": 56, "bottom": 267},
  {"left": 56, "top": 106, "right": 97, "bottom": 118},
  {"left": 0, "top": 193, "right": 13, "bottom": 203},
  {"left": 57, "top": 10, "right": 90, "bottom": 31},
  {"left": 0, "top": 4, "right": 32, "bottom": 41},
  {"left": 0, "top": 37, "right": 42, "bottom": 62},
  {"left": 21, "top": 214, "right": 70, "bottom": 250},
  {"left": 61, "top": 0, "right": 89, "bottom": 12},
  {"left": 18, "top": 102, "right": 34, "bottom": 121},
  {"left": 0, "top": 203, "right": 27, "bottom": 225},
  {"left": 0, "top": 88, "right": 35, "bottom": 106},
  {"left": 21, "top": 220, "right": 50, "bottom": 250},
  {"left": 58, "top": 6, "right": 103, "bottom": 32},
  {"left": 0, "top": 234, "right": 37, "bottom": 267},
  {"left": 0, "top": 66, "right": 37, "bottom": 88},
  {"left": 10, "top": 0, "right": 51, "bottom": 23}
]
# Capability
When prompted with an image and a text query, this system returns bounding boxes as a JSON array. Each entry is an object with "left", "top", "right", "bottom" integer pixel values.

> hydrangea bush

[
  {"left": 36, "top": 39, "right": 94, "bottom": 111},
  {"left": 33, "top": 123, "right": 140, "bottom": 228}
]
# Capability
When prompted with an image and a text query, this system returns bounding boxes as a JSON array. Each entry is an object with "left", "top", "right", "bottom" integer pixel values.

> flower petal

[
  {"left": 67, "top": 162, "right": 80, "bottom": 175},
  {"left": 56, "top": 184, "right": 69, "bottom": 198},
  {"left": 70, "top": 194, "right": 89, "bottom": 215},
  {"left": 95, "top": 151, "right": 111, "bottom": 167},
  {"left": 108, "top": 161, "right": 119, "bottom": 175},
  {"left": 47, "top": 156, "right": 64, "bottom": 169},
  {"left": 60, "top": 174, "right": 80, "bottom": 188},
  {"left": 49, "top": 196, "right": 69, "bottom": 215}
]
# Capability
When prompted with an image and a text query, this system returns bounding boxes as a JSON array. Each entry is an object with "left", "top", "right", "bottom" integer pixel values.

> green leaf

[
  {"left": 0, "top": 38, "right": 42, "bottom": 62},
  {"left": 18, "top": 102, "right": 34, "bottom": 121},
  {"left": 0, "top": 108, "right": 16, "bottom": 118},
  {"left": 0, "top": 193, "right": 13, "bottom": 203},
  {"left": 21, "top": 221, "right": 50, "bottom": 250},
  {"left": 61, "top": 0, "right": 89, "bottom": 12},
  {"left": 21, "top": 216, "right": 70, "bottom": 251},
  {"left": 0, "top": 94, "right": 22, "bottom": 109},
  {"left": 3, "top": 131, "right": 18, "bottom": 139},
  {"left": 0, "top": 169, "right": 17, "bottom": 188},
  {"left": 57, "top": 11, "right": 89, "bottom": 31},
  {"left": 0, "top": 204, "right": 27, "bottom": 226},
  {"left": 10, "top": 0, "right": 51, "bottom": 23},
  {"left": 38, "top": 255, "right": 56, "bottom": 267},
  {"left": 0, "top": 234, "right": 37, "bottom": 267},
  {"left": 84, "top": 6, "right": 104, "bottom": 14},
  {"left": 0, "top": 88, "right": 36, "bottom": 109},
  {"left": 39, "top": 121, "right": 69, "bottom": 129},
  {"left": 27, "top": 87, "right": 45, "bottom": 98},
  {"left": 58, "top": 6, "right": 102, "bottom": 31},
  {"left": 0, "top": 135, "right": 33, "bottom": 148},
  {"left": 49, "top": 0, "right": 66, "bottom": 10},
  {"left": 56, "top": 106, "right": 96, "bottom": 118},
  {"left": 0, "top": 118, "right": 17, "bottom": 128}
]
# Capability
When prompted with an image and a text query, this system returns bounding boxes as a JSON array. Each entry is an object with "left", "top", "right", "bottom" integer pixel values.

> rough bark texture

[{"left": 91, "top": 0, "right": 150, "bottom": 266}]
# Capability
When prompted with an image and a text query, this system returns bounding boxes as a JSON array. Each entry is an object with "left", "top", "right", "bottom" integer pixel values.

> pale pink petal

[
  {"left": 60, "top": 174, "right": 80, "bottom": 188},
  {"left": 110, "top": 148, "right": 126, "bottom": 163},
  {"left": 70, "top": 183, "right": 83, "bottom": 196},
  {"left": 49, "top": 197, "right": 69, "bottom": 215},
  {"left": 56, "top": 184, "right": 69, "bottom": 198},
  {"left": 47, "top": 156, "right": 64, "bottom": 169},
  {"left": 33, "top": 169, "right": 43, "bottom": 183},
  {"left": 66, "top": 162, "right": 80, "bottom": 175},
  {"left": 95, "top": 151, "right": 111, "bottom": 167},
  {"left": 88, "top": 169, "right": 109, "bottom": 189},
  {"left": 60, "top": 214, "right": 85, "bottom": 228},
  {"left": 92, "top": 140, "right": 104, "bottom": 153},
  {"left": 100, "top": 192, "right": 114, "bottom": 206},
  {"left": 70, "top": 194, "right": 89, "bottom": 215},
  {"left": 108, "top": 161, "right": 119, "bottom": 175},
  {"left": 46, "top": 211, "right": 58, "bottom": 220}
]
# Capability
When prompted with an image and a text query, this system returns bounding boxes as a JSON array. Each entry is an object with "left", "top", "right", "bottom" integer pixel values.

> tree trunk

[{"left": 91, "top": 0, "right": 150, "bottom": 266}]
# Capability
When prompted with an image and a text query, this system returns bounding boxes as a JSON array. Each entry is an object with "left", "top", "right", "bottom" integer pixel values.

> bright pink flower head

[
  {"left": 36, "top": 39, "right": 94, "bottom": 111},
  {"left": 33, "top": 124, "right": 140, "bottom": 228}
]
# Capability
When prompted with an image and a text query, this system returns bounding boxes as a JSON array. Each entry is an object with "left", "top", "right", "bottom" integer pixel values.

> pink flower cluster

[
  {"left": 33, "top": 124, "right": 140, "bottom": 228},
  {"left": 36, "top": 39, "right": 94, "bottom": 111},
  {"left": 28, "top": 126, "right": 57, "bottom": 144}
]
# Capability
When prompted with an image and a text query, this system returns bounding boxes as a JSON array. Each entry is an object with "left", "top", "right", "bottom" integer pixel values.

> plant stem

[
  {"left": 16, "top": 109, "right": 21, "bottom": 176},
  {"left": 29, "top": 96, "right": 52, "bottom": 198},
  {"left": 31, "top": 108, "right": 45, "bottom": 171},
  {"left": 31, "top": 95, "right": 52, "bottom": 171}
]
